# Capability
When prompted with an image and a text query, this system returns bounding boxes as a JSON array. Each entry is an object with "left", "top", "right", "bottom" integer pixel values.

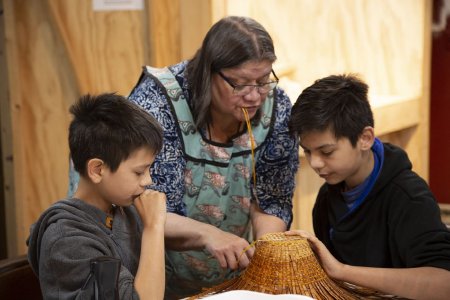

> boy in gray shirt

[{"left": 27, "top": 93, "right": 166, "bottom": 299}]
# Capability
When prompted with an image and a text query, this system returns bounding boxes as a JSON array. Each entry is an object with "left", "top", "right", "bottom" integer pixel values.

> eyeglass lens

[{"left": 234, "top": 82, "right": 277, "bottom": 95}]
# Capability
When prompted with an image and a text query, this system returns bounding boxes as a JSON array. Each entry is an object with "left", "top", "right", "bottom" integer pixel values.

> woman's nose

[{"left": 243, "top": 86, "right": 261, "bottom": 102}]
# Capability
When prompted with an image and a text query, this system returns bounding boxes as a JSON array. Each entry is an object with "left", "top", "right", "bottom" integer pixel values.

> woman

[{"left": 70, "top": 15, "right": 299, "bottom": 299}]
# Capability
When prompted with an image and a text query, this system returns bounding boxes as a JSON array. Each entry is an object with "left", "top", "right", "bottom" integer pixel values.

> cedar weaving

[{"left": 189, "top": 233, "right": 400, "bottom": 299}]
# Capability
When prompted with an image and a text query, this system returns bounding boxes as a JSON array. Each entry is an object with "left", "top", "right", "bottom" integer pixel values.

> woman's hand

[
  {"left": 164, "top": 213, "right": 254, "bottom": 270},
  {"left": 285, "top": 230, "right": 345, "bottom": 280},
  {"left": 203, "top": 227, "right": 255, "bottom": 270}
]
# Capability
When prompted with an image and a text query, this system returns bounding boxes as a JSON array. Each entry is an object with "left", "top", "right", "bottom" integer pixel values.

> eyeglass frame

[{"left": 217, "top": 69, "right": 279, "bottom": 96}]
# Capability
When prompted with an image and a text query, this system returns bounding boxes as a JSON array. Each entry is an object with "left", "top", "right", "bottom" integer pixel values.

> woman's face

[{"left": 210, "top": 60, "right": 274, "bottom": 124}]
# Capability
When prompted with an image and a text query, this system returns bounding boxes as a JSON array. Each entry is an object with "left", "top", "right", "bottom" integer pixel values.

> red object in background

[{"left": 430, "top": 1, "right": 450, "bottom": 204}]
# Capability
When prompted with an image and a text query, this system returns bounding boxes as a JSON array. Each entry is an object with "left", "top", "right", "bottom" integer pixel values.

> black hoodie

[{"left": 313, "top": 143, "right": 450, "bottom": 270}]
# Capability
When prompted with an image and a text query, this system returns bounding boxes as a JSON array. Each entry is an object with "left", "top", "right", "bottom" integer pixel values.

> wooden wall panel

[
  {"left": 46, "top": 0, "right": 147, "bottom": 94},
  {"left": 221, "top": 0, "right": 426, "bottom": 98},
  {"left": 180, "top": 0, "right": 213, "bottom": 61},
  {"left": 3, "top": 0, "right": 78, "bottom": 256},
  {"left": 146, "top": 0, "right": 181, "bottom": 67},
  {"left": 0, "top": 0, "right": 13, "bottom": 259},
  {"left": 1, "top": 0, "right": 152, "bottom": 256}
]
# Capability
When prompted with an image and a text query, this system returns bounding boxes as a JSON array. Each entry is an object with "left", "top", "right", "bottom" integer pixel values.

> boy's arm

[
  {"left": 339, "top": 264, "right": 450, "bottom": 300},
  {"left": 133, "top": 190, "right": 167, "bottom": 300},
  {"left": 287, "top": 230, "right": 450, "bottom": 300}
]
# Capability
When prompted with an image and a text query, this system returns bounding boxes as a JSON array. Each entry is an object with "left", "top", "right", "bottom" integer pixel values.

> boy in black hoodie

[
  {"left": 287, "top": 74, "right": 450, "bottom": 299},
  {"left": 27, "top": 93, "right": 166, "bottom": 299}
]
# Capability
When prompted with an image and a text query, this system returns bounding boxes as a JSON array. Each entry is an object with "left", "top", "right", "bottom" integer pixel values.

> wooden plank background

[
  {"left": 212, "top": 0, "right": 431, "bottom": 232},
  {"left": 1, "top": 0, "right": 183, "bottom": 256},
  {"left": 0, "top": 0, "right": 431, "bottom": 256}
]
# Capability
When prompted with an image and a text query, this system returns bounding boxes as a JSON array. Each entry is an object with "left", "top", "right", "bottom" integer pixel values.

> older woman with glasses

[
  {"left": 69, "top": 15, "right": 299, "bottom": 299},
  {"left": 130, "top": 15, "right": 299, "bottom": 299}
]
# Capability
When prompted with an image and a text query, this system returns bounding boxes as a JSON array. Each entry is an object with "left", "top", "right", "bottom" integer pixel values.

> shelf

[{"left": 371, "top": 95, "right": 420, "bottom": 136}]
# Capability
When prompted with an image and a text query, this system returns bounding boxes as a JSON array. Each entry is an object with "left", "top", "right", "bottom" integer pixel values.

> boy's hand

[
  {"left": 134, "top": 189, "right": 166, "bottom": 228},
  {"left": 285, "top": 230, "right": 346, "bottom": 280}
]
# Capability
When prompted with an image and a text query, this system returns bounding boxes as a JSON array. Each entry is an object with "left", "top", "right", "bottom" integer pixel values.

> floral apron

[{"left": 146, "top": 66, "right": 274, "bottom": 299}]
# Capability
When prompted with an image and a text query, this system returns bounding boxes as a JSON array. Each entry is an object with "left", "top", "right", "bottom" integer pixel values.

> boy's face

[
  {"left": 300, "top": 129, "right": 372, "bottom": 188},
  {"left": 98, "top": 147, "right": 155, "bottom": 208}
]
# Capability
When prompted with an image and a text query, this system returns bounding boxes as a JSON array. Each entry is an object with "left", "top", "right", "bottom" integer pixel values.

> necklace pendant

[{"left": 105, "top": 215, "right": 113, "bottom": 229}]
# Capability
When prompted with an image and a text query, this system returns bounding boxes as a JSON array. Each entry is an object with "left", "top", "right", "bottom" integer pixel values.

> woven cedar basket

[{"left": 189, "top": 233, "right": 395, "bottom": 300}]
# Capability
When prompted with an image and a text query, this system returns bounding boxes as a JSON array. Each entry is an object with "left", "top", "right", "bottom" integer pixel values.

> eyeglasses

[{"left": 217, "top": 70, "right": 279, "bottom": 96}]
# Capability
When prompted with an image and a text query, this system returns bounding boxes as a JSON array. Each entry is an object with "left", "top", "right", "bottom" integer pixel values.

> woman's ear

[
  {"left": 86, "top": 158, "right": 105, "bottom": 183},
  {"left": 359, "top": 126, "right": 375, "bottom": 151}
]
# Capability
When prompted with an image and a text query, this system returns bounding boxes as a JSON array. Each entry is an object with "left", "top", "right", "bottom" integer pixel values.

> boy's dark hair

[
  {"left": 289, "top": 74, "right": 374, "bottom": 146},
  {"left": 69, "top": 93, "right": 163, "bottom": 176}
]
